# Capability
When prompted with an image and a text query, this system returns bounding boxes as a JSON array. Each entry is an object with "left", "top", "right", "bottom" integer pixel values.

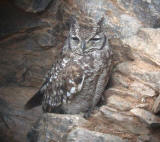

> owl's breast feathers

[
  {"left": 24, "top": 52, "right": 107, "bottom": 112},
  {"left": 42, "top": 60, "right": 87, "bottom": 112},
  {"left": 25, "top": 56, "right": 87, "bottom": 111}
]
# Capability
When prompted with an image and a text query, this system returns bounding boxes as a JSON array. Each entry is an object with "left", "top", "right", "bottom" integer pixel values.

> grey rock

[
  {"left": 105, "top": 87, "right": 143, "bottom": 100},
  {"left": 27, "top": 113, "right": 87, "bottom": 142},
  {"left": 130, "top": 108, "right": 160, "bottom": 128},
  {"left": 152, "top": 95, "right": 160, "bottom": 113},
  {"left": 115, "top": 60, "right": 160, "bottom": 91},
  {"left": 122, "top": 28, "right": 160, "bottom": 66},
  {"left": 129, "top": 81, "right": 156, "bottom": 97},
  {"left": 0, "top": 1, "right": 48, "bottom": 38},
  {"left": 119, "top": 14, "right": 142, "bottom": 38},
  {"left": 107, "top": 95, "right": 133, "bottom": 111},
  {"left": 66, "top": 128, "right": 128, "bottom": 142},
  {"left": 32, "top": 30, "right": 56, "bottom": 47},
  {"left": 118, "top": 0, "right": 160, "bottom": 27},
  {"left": 0, "top": 86, "right": 42, "bottom": 142},
  {"left": 0, "top": 97, "right": 15, "bottom": 128},
  {"left": 100, "top": 106, "right": 149, "bottom": 135},
  {"left": 105, "top": 89, "right": 137, "bottom": 111},
  {"left": 137, "top": 135, "right": 160, "bottom": 142},
  {"left": 14, "top": 0, "right": 53, "bottom": 13},
  {"left": 105, "top": 87, "right": 151, "bottom": 110},
  {"left": 1, "top": 0, "right": 160, "bottom": 142},
  {"left": 100, "top": 106, "right": 134, "bottom": 122}
]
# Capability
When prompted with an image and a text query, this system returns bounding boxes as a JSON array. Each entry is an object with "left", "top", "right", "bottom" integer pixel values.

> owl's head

[{"left": 65, "top": 17, "right": 108, "bottom": 55}]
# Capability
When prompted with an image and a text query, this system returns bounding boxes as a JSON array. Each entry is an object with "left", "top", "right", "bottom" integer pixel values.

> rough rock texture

[
  {"left": 27, "top": 113, "right": 87, "bottom": 142},
  {"left": 0, "top": 0, "right": 160, "bottom": 142},
  {"left": 130, "top": 108, "right": 160, "bottom": 128},
  {"left": 13, "top": 0, "right": 53, "bottom": 13},
  {"left": 67, "top": 128, "right": 128, "bottom": 142},
  {"left": 28, "top": 114, "right": 128, "bottom": 142},
  {"left": 0, "top": 1, "right": 64, "bottom": 142},
  {"left": 0, "top": 86, "right": 42, "bottom": 142}
]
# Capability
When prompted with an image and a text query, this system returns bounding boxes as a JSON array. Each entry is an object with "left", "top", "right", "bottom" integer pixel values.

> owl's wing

[
  {"left": 25, "top": 62, "right": 85, "bottom": 112},
  {"left": 42, "top": 71, "right": 85, "bottom": 112}
]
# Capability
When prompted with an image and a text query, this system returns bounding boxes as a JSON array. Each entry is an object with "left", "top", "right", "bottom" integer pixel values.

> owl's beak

[{"left": 81, "top": 41, "right": 86, "bottom": 52}]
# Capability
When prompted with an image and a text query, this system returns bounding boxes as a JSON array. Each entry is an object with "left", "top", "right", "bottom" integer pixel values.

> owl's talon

[{"left": 83, "top": 110, "right": 92, "bottom": 119}]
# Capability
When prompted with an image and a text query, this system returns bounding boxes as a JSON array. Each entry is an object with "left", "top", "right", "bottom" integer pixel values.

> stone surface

[
  {"left": 114, "top": 61, "right": 160, "bottom": 90},
  {"left": 119, "top": 14, "right": 142, "bottom": 38},
  {"left": 0, "top": 0, "right": 160, "bottom": 142},
  {"left": 67, "top": 128, "right": 128, "bottom": 142},
  {"left": 152, "top": 95, "right": 160, "bottom": 113},
  {"left": 107, "top": 95, "right": 134, "bottom": 111},
  {"left": 130, "top": 108, "right": 160, "bottom": 128},
  {"left": 129, "top": 81, "right": 156, "bottom": 97},
  {"left": 110, "top": 28, "right": 160, "bottom": 112},
  {"left": 27, "top": 113, "right": 87, "bottom": 142},
  {"left": 100, "top": 106, "right": 149, "bottom": 135},
  {"left": 118, "top": 0, "right": 160, "bottom": 27},
  {"left": 0, "top": 97, "right": 14, "bottom": 126},
  {"left": 0, "top": 97, "right": 17, "bottom": 142},
  {"left": 0, "top": 86, "right": 42, "bottom": 142},
  {"left": 122, "top": 28, "right": 160, "bottom": 65},
  {"left": 0, "top": 1, "right": 65, "bottom": 141},
  {"left": 137, "top": 135, "right": 160, "bottom": 142},
  {"left": 0, "top": 1, "right": 48, "bottom": 39},
  {"left": 105, "top": 88, "right": 138, "bottom": 111},
  {"left": 13, "top": 0, "right": 53, "bottom": 13}
]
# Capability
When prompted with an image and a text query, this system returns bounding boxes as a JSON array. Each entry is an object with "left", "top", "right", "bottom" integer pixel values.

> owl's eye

[
  {"left": 90, "top": 35, "right": 101, "bottom": 41},
  {"left": 72, "top": 37, "right": 79, "bottom": 41},
  {"left": 90, "top": 37, "right": 101, "bottom": 41}
]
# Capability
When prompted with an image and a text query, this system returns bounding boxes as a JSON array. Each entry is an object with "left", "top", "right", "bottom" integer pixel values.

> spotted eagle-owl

[{"left": 25, "top": 17, "right": 112, "bottom": 117}]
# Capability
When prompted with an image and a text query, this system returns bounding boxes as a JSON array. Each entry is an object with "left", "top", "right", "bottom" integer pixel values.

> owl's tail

[{"left": 24, "top": 90, "right": 44, "bottom": 110}]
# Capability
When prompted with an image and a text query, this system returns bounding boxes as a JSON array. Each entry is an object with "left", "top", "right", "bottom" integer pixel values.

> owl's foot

[
  {"left": 83, "top": 106, "right": 100, "bottom": 119},
  {"left": 83, "top": 110, "right": 92, "bottom": 119}
]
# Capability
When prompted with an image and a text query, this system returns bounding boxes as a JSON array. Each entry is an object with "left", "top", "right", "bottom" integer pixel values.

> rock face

[
  {"left": 13, "top": 0, "right": 53, "bottom": 13},
  {"left": 0, "top": 1, "right": 64, "bottom": 142},
  {"left": 27, "top": 114, "right": 87, "bottom": 142},
  {"left": 0, "top": 0, "right": 160, "bottom": 142},
  {"left": 130, "top": 108, "right": 160, "bottom": 128},
  {"left": 27, "top": 113, "right": 128, "bottom": 142},
  {"left": 67, "top": 128, "right": 128, "bottom": 142}
]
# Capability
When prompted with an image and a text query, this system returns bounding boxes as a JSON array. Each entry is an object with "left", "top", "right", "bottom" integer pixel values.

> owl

[{"left": 25, "top": 17, "right": 112, "bottom": 117}]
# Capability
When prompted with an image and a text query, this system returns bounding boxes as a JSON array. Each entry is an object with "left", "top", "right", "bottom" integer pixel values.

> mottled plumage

[{"left": 25, "top": 17, "right": 112, "bottom": 116}]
